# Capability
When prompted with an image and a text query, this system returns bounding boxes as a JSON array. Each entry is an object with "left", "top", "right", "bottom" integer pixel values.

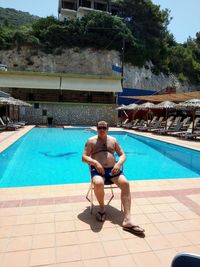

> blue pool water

[{"left": 0, "top": 128, "right": 200, "bottom": 188}]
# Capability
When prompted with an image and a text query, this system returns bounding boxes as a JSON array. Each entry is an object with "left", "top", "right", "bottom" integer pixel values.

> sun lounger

[
  {"left": 135, "top": 116, "right": 160, "bottom": 131},
  {"left": 154, "top": 121, "right": 184, "bottom": 135},
  {"left": 184, "top": 131, "right": 200, "bottom": 139},
  {"left": 0, "top": 117, "right": 21, "bottom": 130},
  {"left": 172, "top": 118, "right": 200, "bottom": 138},
  {"left": 0, "top": 125, "right": 7, "bottom": 131},
  {"left": 136, "top": 119, "right": 162, "bottom": 132},
  {"left": 3, "top": 116, "right": 26, "bottom": 126},
  {"left": 123, "top": 118, "right": 139, "bottom": 129},
  {"left": 131, "top": 119, "right": 145, "bottom": 129},
  {"left": 152, "top": 118, "right": 174, "bottom": 133}
]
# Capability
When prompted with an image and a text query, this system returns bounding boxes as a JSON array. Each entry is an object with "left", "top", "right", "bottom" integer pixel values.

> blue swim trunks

[{"left": 90, "top": 166, "right": 123, "bottom": 185}]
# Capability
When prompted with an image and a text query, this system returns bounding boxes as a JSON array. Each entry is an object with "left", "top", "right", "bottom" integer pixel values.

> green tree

[{"left": 115, "top": 0, "right": 171, "bottom": 70}]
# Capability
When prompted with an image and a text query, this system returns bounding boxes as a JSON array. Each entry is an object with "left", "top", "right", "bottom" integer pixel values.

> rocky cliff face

[{"left": 0, "top": 47, "right": 189, "bottom": 92}]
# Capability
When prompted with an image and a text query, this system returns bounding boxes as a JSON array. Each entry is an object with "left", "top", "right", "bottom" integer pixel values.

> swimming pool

[{"left": 0, "top": 128, "right": 200, "bottom": 188}]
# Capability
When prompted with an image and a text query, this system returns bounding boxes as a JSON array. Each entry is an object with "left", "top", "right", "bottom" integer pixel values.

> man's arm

[{"left": 112, "top": 140, "right": 126, "bottom": 175}]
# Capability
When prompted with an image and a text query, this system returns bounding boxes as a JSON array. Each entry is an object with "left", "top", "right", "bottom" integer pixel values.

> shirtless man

[{"left": 82, "top": 121, "right": 144, "bottom": 235}]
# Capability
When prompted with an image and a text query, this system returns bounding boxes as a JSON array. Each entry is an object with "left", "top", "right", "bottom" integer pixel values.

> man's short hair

[{"left": 97, "top": 121, "right": 108, "bottom": 128}]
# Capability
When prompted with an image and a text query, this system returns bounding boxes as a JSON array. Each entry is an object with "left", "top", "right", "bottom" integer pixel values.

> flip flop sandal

[
  {"left": 123, "top": 225, "right": 145, "bottom": 235},
  {"left": 96, "top": 211, "right": 106, "bottom": 222}
]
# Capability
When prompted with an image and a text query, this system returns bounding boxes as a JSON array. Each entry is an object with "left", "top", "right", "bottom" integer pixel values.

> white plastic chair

[{"left": 86, "top": 165, "right": 123, "bottom": 214}]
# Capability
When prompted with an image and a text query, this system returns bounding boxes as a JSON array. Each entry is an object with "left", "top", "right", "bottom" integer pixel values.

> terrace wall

[{"left": 20, "top": 102, "right": 118, "bottom": 126}]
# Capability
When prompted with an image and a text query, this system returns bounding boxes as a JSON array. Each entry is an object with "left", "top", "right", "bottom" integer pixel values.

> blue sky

[{"left": 0, "top": 0, "right": 199, "bottom": 43}]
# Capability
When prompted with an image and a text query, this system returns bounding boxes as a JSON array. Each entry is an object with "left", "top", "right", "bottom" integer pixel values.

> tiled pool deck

[{"left": 0, "top": 126, "right": 200, "bottom": 267}]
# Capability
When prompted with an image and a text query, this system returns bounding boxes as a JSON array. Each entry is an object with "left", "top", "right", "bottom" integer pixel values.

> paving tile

[
  {"left": 165, "top": 232, "right": 192, "bottom": 248},
  {"left": 183, "top": 231, "right": 200, "bottom": 245},
  {"left": 34, "top": 222, "right": 55, "bottom": 235},
  {"left": 0, "top": 238, "right": 9, "bottom": 252},
  {"left": 17, "top": 214, "right": 36, "bottom": 225},
  {"left": 29, "top": 247, "right": 55, "bottom": 266},
  {"left": 57, "top": 261, "right": 83, "bottom": 267},
  {"left": 2, "top": 250, "right": 30, "bottom": 267},
  {"left": 7, "top": 236, "right": 32, "bottom": 252},
  {"left": 187, "top": 194, "right": 200, "bottom": 204},
  {"left": 80, "top": 242, "right": 106, "bottom": 259},
  {"left": 158, "top": 248, "right": 180, "bottom": 266},
  {"left": 55, "top": 203, "right": 73, "bottom": 212},
  {"left": 175, "top": 245, "right": 200, "bottom": 254},
  {"left": 56, "top": 245, "right": 81, "bottom": 263},
  {"left": 162, "top": 211, "right": 184, "bottom": 221},
  {"left": 170, "top": 202, "right": 190, "bottom": 211},
  {"left": 154, "top": 203, "right": 175, "bottom": 212},
  {"left": 145, "top": 235, "right": 171, "bottom": 250},
  {"left": 55, "top": 220, "right": 76, "bottom": 233},
  {"left": 77, "top": 229, "right": 100, "bottom": 243},
  {"left": 131, "top": 214, "right": 151, "bottom": 224},
  {"left": 83, "top": 257, "right": 109, "bottom": 267},
  {"left": 32, "top": 233, "right": 55, "bottom": 249},
  {"left": 146, "top": 212, "right": 167, "bottom": 223},
  {"left": 134, "top": 198, "right": 151, "bottom": 205},
  {"left": 133, "top": 251, "right": 161, "bottom": 267},
  {"left": 138, "top": 223, "right": 160, "bottom": 236},
  {"left": 56, "top": 231, "right": 78, "bottom": 246},
  {"left": 124, "top": 237, "right": 151, "bottom": 253},
  {"left": 12, "top": 224, "right": 35, "bottom": 237},
  {"left": 0, "top": 216, "right": 19, "bottom": 226},
  {"left": 180, "top": 210, "right": 200, "bottom": 219},
  {"left": 108, "top": 254, "right": 137, "bottom": 267},
  {"left": 148, "top": 196, "right": 177, "bottom": 204},
  {"left": 172, "top": 219, "right": 200, "bottom": 232},
  {"left": 139, "top": 204, "right": 159, "bottom": 213},
  {"left": 55, "top": 211, "right": 74, "bottom": 222},
  {"left": 36, "top": 205, "right": 55, "bottom": 213},
  {"left": 0, "top": 226, "right": 13, "bottom": 238},
  {"left": 156, "top": 221, "right": 179, "bottom": 234},
  {"left": 98, "top": 227, "right": 121, "bottom": 241},
  {"left": 75, "top": 219, "right": 93, "bottom": 231},
  {"left": 35, "top": 213, "right": 55, "bottom": 223}
]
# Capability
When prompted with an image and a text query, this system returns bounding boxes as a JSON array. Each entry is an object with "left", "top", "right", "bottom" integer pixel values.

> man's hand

[
  {"left": 94, "top": 161, "right": 105, "bottom": 175},
  {"left": 111, "top": 162, "right": 121, "bottom": 176}
]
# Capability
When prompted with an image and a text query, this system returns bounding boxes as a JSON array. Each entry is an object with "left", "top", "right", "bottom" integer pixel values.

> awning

[
  {"left": 0, "top": 71, "right": 122, "bottom": 92},
  {"left": 120, "top": 91, "right": 200, "bottom": 102}
]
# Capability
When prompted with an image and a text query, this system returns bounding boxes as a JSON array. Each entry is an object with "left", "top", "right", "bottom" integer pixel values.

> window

[{"left": 34, "top": 103, "right": 39, "bottom": 109}]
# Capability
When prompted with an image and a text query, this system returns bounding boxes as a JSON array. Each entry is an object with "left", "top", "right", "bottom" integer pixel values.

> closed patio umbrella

[{"left": 177, "top": 98, "right": 200, "bottom": 133}]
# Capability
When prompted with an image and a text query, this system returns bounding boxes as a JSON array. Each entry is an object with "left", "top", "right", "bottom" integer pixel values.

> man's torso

[{"left": 90, "top": 135, "right": 116, "bottom": 168}]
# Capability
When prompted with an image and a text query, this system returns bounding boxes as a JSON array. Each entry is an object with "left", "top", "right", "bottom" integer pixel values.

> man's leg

[
  {"left": 112, "top": 174, "right": 144, "bottom": 233},
  {"left": 112, "top": 174, "right": 132, "bottom": 225},
  {"left": 92, "top": 175, "right": 106, "bottom": 221}
]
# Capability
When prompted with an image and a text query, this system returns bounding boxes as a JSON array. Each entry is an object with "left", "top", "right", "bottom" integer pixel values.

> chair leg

[
  {"left": 86, "top": 183, "right": 117, "bottom": 214},
  {"left": 86, "top": 183, "right": 94, "bottom": 214},
  {"left": 107, "top": 185, "right": 114, "bottom": 205}
]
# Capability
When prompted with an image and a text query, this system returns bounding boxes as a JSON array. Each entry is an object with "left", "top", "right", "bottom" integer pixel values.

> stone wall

[
  {"left": 0, "top": 47, "right": 190, "bottom": 92},
  {"left": 20, "top": 102, "right": 118, "bottom": 126}
]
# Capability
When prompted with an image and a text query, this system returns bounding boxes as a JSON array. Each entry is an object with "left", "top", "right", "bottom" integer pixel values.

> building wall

[{"left": 20, "top": 102, "right": 118, "bottom": 126}]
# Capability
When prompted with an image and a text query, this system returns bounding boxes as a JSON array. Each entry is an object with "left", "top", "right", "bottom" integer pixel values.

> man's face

[{"left": 97, "top": 123, "right": 108, "bottom": 136}]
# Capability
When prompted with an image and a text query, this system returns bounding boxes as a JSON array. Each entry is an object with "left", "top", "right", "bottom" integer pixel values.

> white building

[{"left": 58, "top": 0, "right": 119, "bottom": 20}]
